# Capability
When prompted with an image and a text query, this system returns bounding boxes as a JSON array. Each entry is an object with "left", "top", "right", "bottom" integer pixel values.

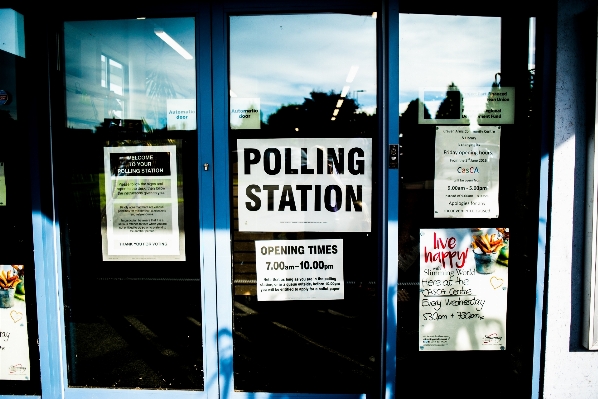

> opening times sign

[
  {"left": 238, "top": 138, "right": 372, "bottom": 232},
  {"left": 255, "top": 239, "right": 344, "bottom": 301},
  {"left": 434, "top": 126, "right": 500, "bottom": 218},
  {"left": 102, "top": 145, "right": 182, "bottom": 260},
  {"left": 419, "top": 228, "right": 508, "bottom": 351}
]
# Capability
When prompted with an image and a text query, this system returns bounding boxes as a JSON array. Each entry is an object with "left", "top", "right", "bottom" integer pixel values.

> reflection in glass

[
  {"left": 229, "top": 13, "right": 378, "bottom": 393},
  {"left": 64, "top": 18, "right": 196, "bottom": 133},
  {"left": 62, "top": 18, "right": 202, "bottom": 390},
  {"left": 397, "top": 13, "right": 540, "bottom": 397}
]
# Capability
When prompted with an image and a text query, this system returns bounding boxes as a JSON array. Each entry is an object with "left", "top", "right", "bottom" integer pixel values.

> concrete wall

[{"left": 543, "top": 0, "right": 598, "bottom": 397}]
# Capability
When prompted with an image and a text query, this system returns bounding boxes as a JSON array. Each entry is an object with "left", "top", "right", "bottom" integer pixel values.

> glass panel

[
  {"left": 62, "top": 18, "right": 203, "bottom": 389},
  {"left": 65, "top": 18, "right": 196, "bottom": 133},
  {"left": 229, "top": 13, "right": 378, "bottom": 393},
  {"left": 0, "top": 46, "right": 41, "bottom": 395},
  {"left": 397, "top": 14, "right": 539, "bottom": 396}
]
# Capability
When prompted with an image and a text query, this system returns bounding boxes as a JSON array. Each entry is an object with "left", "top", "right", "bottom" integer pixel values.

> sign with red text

[
  {"left": 102, "top": 145, "right": 184, "bottom": 261},
  {"left": 238, "top": 138, "right": 372, "bottom": 232},
  {"left": 434, "top": 126, "right": 500, "bottom": 218},
  {"left": 255, "top": 239, "right": 344, "bottom": 301},
  {"left": 419, "top": 228, "right": 509, "bottom": 351},
  {"left": 0, "top": 265, "right": 30, "bottom": 380}
]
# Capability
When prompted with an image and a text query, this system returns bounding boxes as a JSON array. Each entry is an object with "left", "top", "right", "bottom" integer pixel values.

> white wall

[{"left": 543, "top": 0, "right": 598, "bottom": 397}]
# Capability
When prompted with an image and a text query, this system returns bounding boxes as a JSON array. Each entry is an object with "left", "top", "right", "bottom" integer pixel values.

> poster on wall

[
  {"left": 0, "top": 264, "right": 30, "bottom": 380},
  {"left": 419, "top": 228, "right": 509, "bottom": 351},
  {"left": 238, "top": 138, "right": 372, "bottom": 232},
  {"left": 102, "top": 145, "right": 184, "bottom": 261},
  {"left": 0, "top": 162, "right": 5, "bottom": 206},
  {"left": 255, "top": 239, "right": 344, "bottom": 301},
  {"left": 434, "top": 126, "right": 501, "bottom": 218}
]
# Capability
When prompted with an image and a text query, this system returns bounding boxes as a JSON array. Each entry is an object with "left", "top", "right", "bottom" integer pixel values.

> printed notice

[
  {"left": 419, "top": 86, "right": 515, "bottom": 125},
  {"left": 230, "top": 97, "right": 261, "bottom": 130},
  {"left": 102, "top": 145, "right": 183, "bottom": 261},
  {"left": 238, "top": 138, "right": 372, "bottom": 232},
  {"left": 0, "top": 265, "right": 30, "bottom": 380},
  {"left": 419, "top": 228, "right": 509, "bottom": 351},
  {"left": 256, "top": 239, "right": 344, "bottom": 301},
  {"left": 0, "top": 162, "right": 5, "bottom": 206},
  {"left": 167, "top": 99, "right": 196, "bottom": 131},
  {"left": 434, "top": 126, "right": 500, "bottom": 218}
]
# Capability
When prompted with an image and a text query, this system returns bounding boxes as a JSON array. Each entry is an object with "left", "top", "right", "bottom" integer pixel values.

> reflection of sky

[
  {"left": 230, "top": 14, "right": 377, "bottom": 120},
  {"left": 399, "top": 14, "right": 501, "bottom": 114}
]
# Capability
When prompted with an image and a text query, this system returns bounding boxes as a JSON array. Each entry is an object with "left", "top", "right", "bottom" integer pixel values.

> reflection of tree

[
  {"left": 264, "top": 91, "right": 376, "bottom": 137},
  {"left": 436, "top": 82, "right": 466, "bottom": 122},
  {"left": 399, "top": 99, "right": 435, "bottom": 183},
  {"left": 146, "top": 41, "right": 177, "bottom": 129}
]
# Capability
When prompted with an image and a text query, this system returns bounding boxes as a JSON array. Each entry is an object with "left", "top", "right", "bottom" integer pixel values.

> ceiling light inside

[
  {"left": 346, "top": 65, "right": 359, "bottom": 83},
  {"left": 154, "top": 28, "right": 193, "bottom": 60}
]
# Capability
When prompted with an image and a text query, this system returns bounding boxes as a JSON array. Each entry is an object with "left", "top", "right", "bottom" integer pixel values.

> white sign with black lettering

[
  {"left": 256, "top": 239, "right": 344, "bottom": 301},
  {"left": 238, "top": 138, "right": 372, "bottom": 232},
  {"left": 434, "top": 126, "right": 500, "bottom": 218}
]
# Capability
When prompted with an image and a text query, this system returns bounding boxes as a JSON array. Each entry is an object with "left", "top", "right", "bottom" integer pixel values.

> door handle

[{"left": 204, "top": 163, "right": 209, "bottom": 171}]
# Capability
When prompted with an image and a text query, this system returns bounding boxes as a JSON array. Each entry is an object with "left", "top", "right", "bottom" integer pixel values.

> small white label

[{"left": 230, "top": 98, "right": 261, "bottom": 129}]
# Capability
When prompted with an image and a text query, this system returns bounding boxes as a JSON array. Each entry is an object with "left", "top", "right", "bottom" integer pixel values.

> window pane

[
  {"left": 62, "top": 18, "right": 203, "bottom": 390},
  {"left": 229, "top": 13, "right": 378, "bottom": 393},
  {"left": 65, "top": 18, "right": 196, "bottom": 132},
  {"left": 397, "top": 14, "right": 539, "bottom": 396}
]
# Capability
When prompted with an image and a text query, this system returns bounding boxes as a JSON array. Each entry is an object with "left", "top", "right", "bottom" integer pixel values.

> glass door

[
  {"left": 214, "top": 6, "right": 385, "bottom": 397},
  {"left": 395, "top": 12, "right": 541, "bottom": 397},
  {"left": 57, "top": 12, "right": 218, "bottom": 397}
]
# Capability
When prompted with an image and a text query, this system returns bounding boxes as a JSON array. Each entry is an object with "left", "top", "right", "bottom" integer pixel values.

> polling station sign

[{"left": 238, "top": 138, "right": 372, "bottom": 232}]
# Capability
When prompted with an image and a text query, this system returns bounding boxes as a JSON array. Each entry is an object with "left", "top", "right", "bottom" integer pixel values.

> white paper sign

[
  {"left": 0, "top": 162, "right": 5, "bottom": 206},
  {"left": 102, "top": 145, "right": 183, "bottom": 260},
  {"left": 419, "top": 228, "right": 508, "bottom": 351},
  {"left": 0, "top": 265, "right": 30, "bottom": 380},
  {"left": 434, "top": 126, "right": 500, "bottom": 218},
  {"left": 256, "top": 239, "right": 344, "bottom": 301},
  {"left": 230, "top": 97, "right": 261, "bottom": 129},
  {"left": 167, "top": 99, "right": 196, "bottom": 130},
  {"left": 238, "top": 138, "right": 372, "bottom": 232},
  {"left": 419, "top": 86, "right": 515, "bottom": 125}
]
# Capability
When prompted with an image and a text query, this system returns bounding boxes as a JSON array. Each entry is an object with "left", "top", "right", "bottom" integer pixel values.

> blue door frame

[{"left": 15, "top": 1, "right": 551, "bottom": 398}]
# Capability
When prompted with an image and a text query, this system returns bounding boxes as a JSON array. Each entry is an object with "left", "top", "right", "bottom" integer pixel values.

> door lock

[{"left": 204, "top": 163, "right": 209, "bottom": 171}]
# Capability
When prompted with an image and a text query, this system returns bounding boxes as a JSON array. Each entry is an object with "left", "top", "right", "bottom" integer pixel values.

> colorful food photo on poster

[
  {"left": 255, "top": 239, "right": 344, "bottom": 301},
  {"left": 419, "top": 228, "right": 509, "bottom": 351},
  {"left": 0, "top": 264, "right": 30, "bottom": 380}
]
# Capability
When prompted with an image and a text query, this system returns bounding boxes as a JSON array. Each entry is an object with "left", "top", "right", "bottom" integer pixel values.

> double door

[
  {"left": 56, "top": 3, "right": 386, "bottom": 398},
  {"left": 49, "top": 2, "right": 543, "bottom": 398}
]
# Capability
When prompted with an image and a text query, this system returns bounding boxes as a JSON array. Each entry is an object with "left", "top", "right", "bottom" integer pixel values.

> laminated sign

[
  {"left": 419, "top": 228, "right": 509, "bottom": 351},
  {"left": 255, "top": 239, "right": 344, "bottom": 301},
  {"left": 102, "top": 145, "right": 184, "bottom": 261},
  {"left": 0, "top": 265, "right": 30, "bottom": 380},
  {"left": 238, "top": 138, "right": 372, "bottom": 232}
]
